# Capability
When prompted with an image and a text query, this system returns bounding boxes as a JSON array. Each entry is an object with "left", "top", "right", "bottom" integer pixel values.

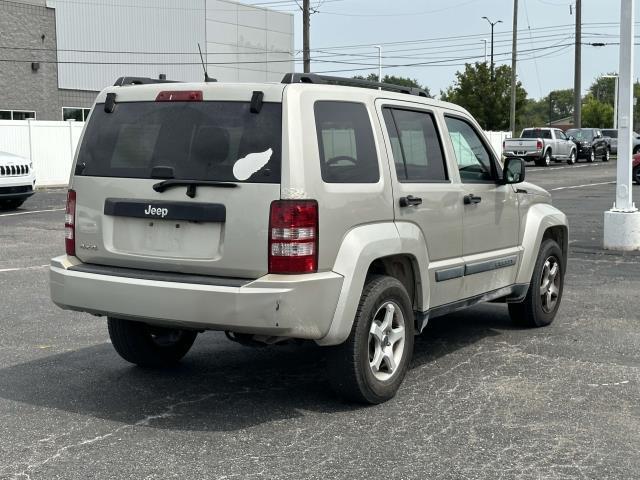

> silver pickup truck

[{"left": 503, "top": 128, "right": 577, "bottom": 167}]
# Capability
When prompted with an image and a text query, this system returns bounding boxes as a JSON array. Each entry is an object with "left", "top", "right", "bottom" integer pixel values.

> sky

[{"left": 256, "top": 0, "right": 640, "bottom": 100}]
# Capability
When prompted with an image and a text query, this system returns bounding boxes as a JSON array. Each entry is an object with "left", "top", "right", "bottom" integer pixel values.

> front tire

[
  {"left": 633, "top": 165, "right": 640, "bottom": 185},
  {"left": 567, "top": 150, "right": 576, "bottom": 165},
  {"left": 327, "top": 275, "right": 414, "bottom": 404},
  {"left": 0, "top": 199, "right": 25, "bottom": 210},
  {"left": 603, "top": 148, "right": 610, "bottom": 162},
  {"left": 508, "top": 239, "right": 564, "bottom": 328},
  {"left": 587, "top": 149, "right": 595, "bottom": 163},
  {"left": 107, "top": 317, "right": 198, "bottom": 367}
]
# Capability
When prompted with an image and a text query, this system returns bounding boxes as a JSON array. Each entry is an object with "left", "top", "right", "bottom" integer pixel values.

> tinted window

[
  {"left": 521, "top": 129, "right": 550, "bottom": 139},
  {"left": 314, "top": 101, "right": 379, "bottom": 183},
  {"left": 383, "top": 108, "right": 447, "bottom": 182},
  {"left": 556, "top": 130, "right": 567, "bottom": 140},
  {"left": 445, "top": 116, "right": 495, "bottom": 182},
  {"left": 76, "top": 101, "right": 282, "bottom": 183},
  {"left": 602, "top": 129, "right": 617, "bottom": 138}
]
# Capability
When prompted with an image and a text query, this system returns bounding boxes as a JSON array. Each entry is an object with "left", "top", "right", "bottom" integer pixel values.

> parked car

[
  {"left": 601, "top": 129, "right": 640, "bottom": 155},
  {"left": 503, "top": 127, "right": 576, "bottom": 167},
  {"left": 633, "top": 153, "right": 640, "bottom": 184},
  {"left": 0, "top": 151, "right": 35, "bottom": 210},
  {"left": 565, "top": 128, "right": 611, "bottom": 162},
  {"left": 50, "top": 74, "right": 568, "bottom": 404}
]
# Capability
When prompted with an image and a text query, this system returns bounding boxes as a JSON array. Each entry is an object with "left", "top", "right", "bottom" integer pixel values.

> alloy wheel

[
  {"left": 539, "top": 256, "right": 561, "bottom": 314},
  {"left": 368, "top": 301, "right": 406, "bottom": 381}
]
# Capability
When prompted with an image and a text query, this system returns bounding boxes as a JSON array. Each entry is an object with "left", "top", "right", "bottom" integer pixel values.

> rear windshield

[
  {"left": 75, "top": 101, "right": 282, "bottom": 183},
  {"left": 521, "top": 129, "right": 551, "bottom": 139}
]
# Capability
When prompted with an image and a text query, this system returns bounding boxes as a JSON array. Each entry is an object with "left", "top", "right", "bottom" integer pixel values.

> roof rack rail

[
  {"left": 113, "top": 76, "right": 181, "bottom": 87},
  {"left": 281, "top": 73, "right": 429, "bottom": 98}
]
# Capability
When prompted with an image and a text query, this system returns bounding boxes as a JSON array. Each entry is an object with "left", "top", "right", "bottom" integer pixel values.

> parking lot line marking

[
  {"left": 0, "top": 264, "right": 48, "bottom": 273},
  {"left": 0, "top": 208, "right": 64, "bottom": 217},
  {"left": 551, "top": 181, "right": 616, "bottom": 191}
]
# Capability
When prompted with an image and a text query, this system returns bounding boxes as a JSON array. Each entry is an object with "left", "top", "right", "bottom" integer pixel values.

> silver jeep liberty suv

[{"left": 50, "top": 74, "right": 568, "bottom": 404}]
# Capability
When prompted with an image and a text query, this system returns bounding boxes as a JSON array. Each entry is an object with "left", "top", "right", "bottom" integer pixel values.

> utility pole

[
  {"left": 375, "top": 45, "right": 382, "bottom": 84},
  {"left": 481, "top": 39, "right": 488, "bottom": 63},
  {"left": 603, "top": 74, "right": 620, "bottom": 129},
  {"left": 573, "top": 0, "right": 581, "bottom": 128},
  {"left": 603, "top": 0, "right": 639, "bottom": 251},
  {"left": 482, "top": 16, "right": 502, "bottom": 79},
  {"left": 303, "top": 0, "right": 310, "bottom": 73},
  {"left": 509, "top": 0, "right": 518, "bottom": 137}
]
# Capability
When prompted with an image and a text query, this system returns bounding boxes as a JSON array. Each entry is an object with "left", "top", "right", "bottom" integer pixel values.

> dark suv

[{"left": 566, "top": 128, "right": 610, "bottom": 162}]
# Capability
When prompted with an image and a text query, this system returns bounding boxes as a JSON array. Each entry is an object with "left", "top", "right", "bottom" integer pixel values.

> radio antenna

[{"left": 198, "top": 43, "right": 216, "bottom": 82}]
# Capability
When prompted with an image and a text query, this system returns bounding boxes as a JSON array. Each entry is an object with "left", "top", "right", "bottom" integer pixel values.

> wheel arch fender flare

[
  {"left": 316, "top": 222, "right": 429, "bottom": 346},
  {"left": 515, "top": 203, "right": 569, "bottom": 285}
]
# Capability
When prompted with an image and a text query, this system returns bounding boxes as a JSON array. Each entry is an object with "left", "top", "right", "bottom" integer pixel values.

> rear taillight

[
  {"left": 155, "top": 90, "right": 203, "bottom": 102},
  {"left": 536, "top": 140, "right": 543, "bottom": 150},
  {"left": 269, "top": 200, "right": 318, "bottom": 274},
  {"left": 65, "top": 189, "right": 76, "bottom": 256}
]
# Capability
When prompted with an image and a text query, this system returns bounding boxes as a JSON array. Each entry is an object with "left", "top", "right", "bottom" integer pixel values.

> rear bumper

[
  {"left": 503, "top": 150, "right": 542, "bottom": 160},
  {"left": 50, "top": 255, "right": 344, "bottom": 340}
]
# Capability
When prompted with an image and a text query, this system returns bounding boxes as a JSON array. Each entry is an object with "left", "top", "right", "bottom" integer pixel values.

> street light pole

[
  {"left": 603, "top": 0, "right": 639, "bottom": 251},
  {"left": 481, "top": 39, "right": 488, "bottom": 63},
  {"left": 482, "top": 16, "right": 502, "bottom": 79}
]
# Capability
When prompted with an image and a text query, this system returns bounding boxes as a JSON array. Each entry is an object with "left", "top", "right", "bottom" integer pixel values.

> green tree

[
  {"left": 518, "top": 97, "right": 548, "bottom": 131},
  {"left": 582, "top": 96, "right": 614, "bottom": 128},
  {"left": 440, "top": 62, "right": 527, "bottom": 131},
  {"left": 546, "top": 88, "right": 574, "bottom": 120},
  {"left": 589, "top": 74, "right": 617, "bottom": 105},
  {"left": 353, "top": 73, "right": 432, "bottom": 97}
]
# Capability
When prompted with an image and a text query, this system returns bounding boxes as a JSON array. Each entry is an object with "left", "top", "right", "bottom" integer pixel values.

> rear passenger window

[
  {"left": 383, "top": 108, "right": 448, "bottom": 182},
  {"left": 314, "top": 101, "right": 379, "bottom": 183}
]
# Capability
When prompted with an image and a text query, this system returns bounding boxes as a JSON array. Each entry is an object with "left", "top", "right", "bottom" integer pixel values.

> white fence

[
  {"left": 0, "top": 120, "right": 512, "bottom": 187},
  {"left": 484, "top": 130, "right": 512, "bottom": 160},
  {"left": 0, "top": 120, "right": 84, "bottom": 187}
]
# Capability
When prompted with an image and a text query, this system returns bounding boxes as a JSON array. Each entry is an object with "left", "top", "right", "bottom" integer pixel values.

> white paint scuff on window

[{"left": 232, "top": 148, "right": 272, "bottom": 181}]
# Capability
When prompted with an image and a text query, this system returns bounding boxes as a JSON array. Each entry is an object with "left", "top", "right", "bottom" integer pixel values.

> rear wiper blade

[{"left": 153, "top": 179, "right": 238, "bottom": 198}]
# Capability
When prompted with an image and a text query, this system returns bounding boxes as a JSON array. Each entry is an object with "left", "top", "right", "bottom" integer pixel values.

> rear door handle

[
  {"left": 463, "top": 194, "right": 482, "bottom": 205},
  {"left": 399, "top": 195, "right": 423, "bottom": 207}
]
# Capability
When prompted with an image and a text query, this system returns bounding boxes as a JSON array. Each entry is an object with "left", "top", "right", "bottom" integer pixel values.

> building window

[
  {"left": 63, "top": 107, "right": 91, "bottom": 122},
  {"left": 0, "top": 110, "right": 36, "bottom": 120}
]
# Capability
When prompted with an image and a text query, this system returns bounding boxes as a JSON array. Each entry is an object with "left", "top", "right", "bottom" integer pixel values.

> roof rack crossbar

[
  {"left": 281, "top": 73, "right": 429, "bottom": 97},
  {"left": 113, "top": 76, "right": 181, "bottom": 87}
]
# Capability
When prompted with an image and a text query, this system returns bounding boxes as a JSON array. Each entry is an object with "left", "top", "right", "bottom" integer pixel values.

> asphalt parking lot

[{"left": 1, "top": 161, "right": 639, "bottom": 480}]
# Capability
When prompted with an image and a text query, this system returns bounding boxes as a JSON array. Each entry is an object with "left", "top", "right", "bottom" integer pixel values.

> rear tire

[
  {"left": 327, "top": 275, "right": 414, "bottom": 404},
  {"left": 508, "top": 239, "right": 564, "bottom": 328},
  {"left": 633, "top": 165, "right": 640, "bottom": 185},
  {"left": 536, "top": 149, "right": 552, "bottom": 167},
  {"left": 107, "top": 317, "right": 197, "bottom": 367}
]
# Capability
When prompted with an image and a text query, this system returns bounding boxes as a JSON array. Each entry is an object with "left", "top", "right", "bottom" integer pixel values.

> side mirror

[{"left": 503, "top": 157, "right": 526, "bottom": 184}]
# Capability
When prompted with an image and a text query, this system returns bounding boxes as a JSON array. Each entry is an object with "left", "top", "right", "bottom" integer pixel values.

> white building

[{"left": 0, "top": 0, "right": 294, "bottom": 121}]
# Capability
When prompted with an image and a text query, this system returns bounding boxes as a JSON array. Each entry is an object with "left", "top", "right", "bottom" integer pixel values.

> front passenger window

[{"left": 444, "top": 116, "right": 495, "bottom": 182}]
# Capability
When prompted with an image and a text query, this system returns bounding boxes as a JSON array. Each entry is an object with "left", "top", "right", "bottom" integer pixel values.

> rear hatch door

[{"left": 71, "top": 85, "right": 284, "bottom": 279}]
